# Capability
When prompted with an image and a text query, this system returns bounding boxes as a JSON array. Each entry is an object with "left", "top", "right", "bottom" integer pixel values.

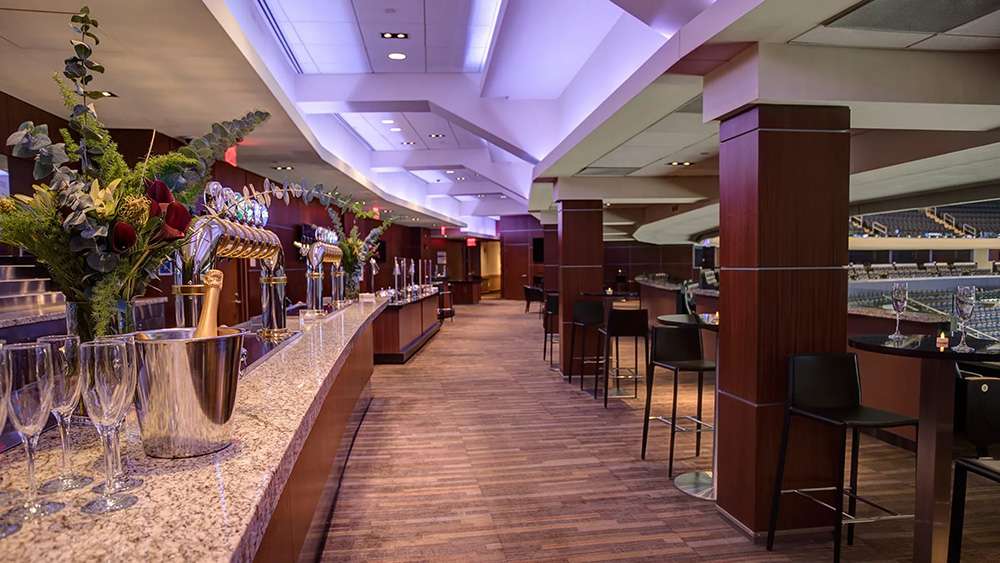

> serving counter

[
  {"left": 0, "top": 298, "right": 386, "bottom": 562},
  {"left": 373, "top": 289, "right": 441, "bottom": 364}
]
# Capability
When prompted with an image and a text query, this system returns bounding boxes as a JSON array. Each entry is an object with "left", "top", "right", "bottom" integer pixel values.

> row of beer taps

[{"left": 391, "top": 257, "right": 435, "bottom": 303}]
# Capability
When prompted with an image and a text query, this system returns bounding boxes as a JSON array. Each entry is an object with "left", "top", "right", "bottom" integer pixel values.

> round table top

[
  {"left": 581, "top": 291, "right": 639, "bottom": 299},
  {"left": 656, "top": 313, "right": 719, "bottom": 332},
  {"left": 848, "top": 334, "right": 1000, "bottom": 361}
]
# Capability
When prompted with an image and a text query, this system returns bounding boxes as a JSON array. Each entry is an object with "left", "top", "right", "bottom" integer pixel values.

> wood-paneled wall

[
  {"left": 498, "top": 214, "right": 543, "bottom": 299},
  {"left": 604, "top": 242, "right": 694, "bottom": 289}
]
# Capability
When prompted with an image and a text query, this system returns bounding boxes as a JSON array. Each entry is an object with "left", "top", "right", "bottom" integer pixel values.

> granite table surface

[{"left": 0, "top": 298, "right": 387, "bottom": 562}]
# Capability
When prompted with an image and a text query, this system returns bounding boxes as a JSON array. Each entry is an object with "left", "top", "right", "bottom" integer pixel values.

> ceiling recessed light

[
  {"left": 500, "top": 194, "right": 507, "bottom": 199},
  {"left": 428, "top": 133, "right": 445, "bottom": 138},
  {"left": 380, "top": 119, "right": 394, "bottom": 124},
  {"left": 387, "top": 52, "right": 407, "bottom": 61},
  {"left": 682, "top": 162, "right": 692, "bottom": 166},
  {"left": 401, "top": 141, "right": 415, "bottom": 145},
  {"left": 389, "top": 127, "right": 402, "bottom": 132},
  {"left": 445, "top": 170, "right": 454, "bottom": 174},
  {"left": 380, "top": 32, "right": 408, "bottom": 39},
  {"left": 271, "top": 165, "right": 294, "bottom": 171},
  {"left": 456, "top": 177, "right": 466, "bottom": 180}
]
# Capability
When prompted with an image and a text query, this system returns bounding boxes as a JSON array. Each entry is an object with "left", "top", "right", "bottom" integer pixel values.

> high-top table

[
  {"left": 656, "top": 313, "right": 719, "bottom": 501},
  {"left": 848, "top": 333, "right": 1000, "bottom": 563}
]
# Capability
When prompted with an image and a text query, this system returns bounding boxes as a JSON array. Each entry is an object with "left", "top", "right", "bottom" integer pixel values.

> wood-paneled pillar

[
  {"left": 716, "top": 105, "right": 850, "bottom": 534},
  {"left": 557, "top": 200, "right": 603, "bottom": 373},
  {"left": 543, "top": 223, "right": 559, "bottom": 292}
]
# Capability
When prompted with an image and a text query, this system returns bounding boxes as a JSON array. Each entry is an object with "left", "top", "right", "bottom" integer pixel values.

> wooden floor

[{"left": 323, "top": 299, "right": 1000, "bottom": 562}]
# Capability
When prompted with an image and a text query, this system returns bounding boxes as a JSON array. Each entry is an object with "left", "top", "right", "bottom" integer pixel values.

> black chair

[
  {"left": 641, "top": 325, "right": 715, "bottom": 477},
  {"left": 766, "top": 353, "right": 917, "bottom": 563},
  {"left": 542, "top": 293, "right": 559, "bottom": 369},
  {"left": 523, "top": 285, "right": 545, "bottom": 314},
  {"left": 948, "top": 373, "right": 1000, "bottom": 563},
  {"left": 567, "top": 300, "right": 605, "bottom": 386},
  {"left": 597, "top": 308, "right": 648, "bottom": 407}
]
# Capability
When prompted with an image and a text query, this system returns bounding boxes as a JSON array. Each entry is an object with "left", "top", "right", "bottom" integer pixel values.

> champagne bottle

[{"left": 194, "top": 269, "right": 223, "bottom": 338}]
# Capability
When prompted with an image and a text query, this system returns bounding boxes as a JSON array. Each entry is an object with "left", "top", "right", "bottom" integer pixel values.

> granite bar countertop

[
  {"left": 385, "top": 286, "right": 439, "bottom": 308},
  {"left": 634, "top": 276, "right": 682, "bottom": 292},
  {"left": 0, "top": 298, "right": 387, "bottom": 562},
  {"left": 0, "top": 296, "right": 168, "bottom": 329}
]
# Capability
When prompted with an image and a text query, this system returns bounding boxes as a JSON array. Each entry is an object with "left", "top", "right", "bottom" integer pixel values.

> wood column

[
  {"left": 716, "top": 105, "right": 850, "bottom": 534},
  {"left": 557, "top": 200, "right": 604, "bottom": 373},
  {"left": 543, "top": 223, "right": 559, "bottom": 292}
]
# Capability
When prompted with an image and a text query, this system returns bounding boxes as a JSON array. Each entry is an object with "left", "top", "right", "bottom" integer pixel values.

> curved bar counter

[{"left": 0, "top": 299, "right": 387, "bottom": 562}]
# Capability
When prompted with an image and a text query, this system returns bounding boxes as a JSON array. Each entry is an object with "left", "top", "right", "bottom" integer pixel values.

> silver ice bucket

[{"left": 134, "top": 327, "right": 245, "bottom": 458}]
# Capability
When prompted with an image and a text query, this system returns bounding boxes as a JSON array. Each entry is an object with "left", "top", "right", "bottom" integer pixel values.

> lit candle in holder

[{"left": 936, "top": 331, "right": 949, "bottom": 349}]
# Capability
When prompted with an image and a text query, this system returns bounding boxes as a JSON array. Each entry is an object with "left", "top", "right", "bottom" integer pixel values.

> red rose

[
  {"left": 157, "top": 201, "right": 191, "bottom": 240},
  {"left": 111, "top": 221, "right": 137, "bottom": 252},
  {"left": 145, "top": 179, "right": 174, "bottom": 205}
]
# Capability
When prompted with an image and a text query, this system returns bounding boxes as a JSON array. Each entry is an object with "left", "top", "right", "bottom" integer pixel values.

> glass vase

[
  {"left": 344, "top": 271, "right": 362, "bottom": 300},
  {"left": 66, "top": 300, "right": 136, "bottom": 342}
]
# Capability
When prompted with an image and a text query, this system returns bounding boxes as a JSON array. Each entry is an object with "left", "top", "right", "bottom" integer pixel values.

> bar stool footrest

[
  {"left": 651, "top": 415, "right": 715, "bottom": 433},
  {"left": 781, "top": 487, "right": 914, "bottom": 525}
]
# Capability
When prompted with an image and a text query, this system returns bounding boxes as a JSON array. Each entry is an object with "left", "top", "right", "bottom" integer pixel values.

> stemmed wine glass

[
  {"left": 80, "top": 339, "right": 138, "bottom": 514},
  {"left": 0, "top": 346, "right": 21, "bottom": 539},
  {"left": 953, "top": 286, "right": 977, "bottom": 353},
  {"left": 91, "top": 335, "right": 143, "bottom": 495},
  {"left": 38, "top": 335, "right": 93, "bottom": 494},
  {"left": 889, "top": 282, "right": 908, "bottom": 341},
  {"left": 4, "top": 342, "right": 64, "bottom": 522}
]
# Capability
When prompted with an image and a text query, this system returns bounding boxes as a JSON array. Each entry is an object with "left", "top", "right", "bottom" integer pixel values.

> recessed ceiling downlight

[
  {"left": 387, "top": 52, "right": 407, "bottom": 61},
  {"left": 380, "top": 119, "right": 394, "bottom": 124},
  {"left": 389, "top": 127, "right": 402, "bottom": 132}
]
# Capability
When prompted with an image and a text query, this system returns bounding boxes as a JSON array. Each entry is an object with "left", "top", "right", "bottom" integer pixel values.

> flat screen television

[{"left": 532, "top": 237, "right": 544, "bottom": 263}]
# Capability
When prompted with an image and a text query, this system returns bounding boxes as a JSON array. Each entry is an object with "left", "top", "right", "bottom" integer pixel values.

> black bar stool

[
  {"left": 597, "top": 308, "right": 648, "bottom": 407},
  {"left": 542, "top": 293, "right": 559, "bottom": 369},
  {"left": 641, "top": 325, "right": 715, "bottom": 477},
  {"left": 523, "top": 285, "right": 545, "bottom": 314},
  {"left": 567, "top": 300, "right": 605, "bottom": 386},
  {"left": 948, "top": 372, "right": 1000, "bottom": 563},
  {"left": 766, "top": 353, "right": 917, "bottom": 563}
]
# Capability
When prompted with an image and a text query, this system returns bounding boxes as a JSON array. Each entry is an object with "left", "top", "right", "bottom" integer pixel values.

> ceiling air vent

[
  {"left": 578, "top": 167, "right": 641, "bottom": 177},
  {"left": 827, "top": 0, "right": 1000, "bottom": 34}
]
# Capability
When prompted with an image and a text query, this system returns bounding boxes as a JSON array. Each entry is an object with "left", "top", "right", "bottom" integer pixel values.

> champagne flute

[
  {"left": 952, "top": 286, "right": 977, "bottom": 353},
  {"left": 91, "top": 334, "right": 143, "bottom": 495},
  {"left": 4, "top": 343, "right": 64, "bottom": 522},
  {"left": 0, "top": 346, "right": 21, "bottom": 538},
  {"left": 888, "top": 282, "right": 908, "bottom": 341},
  {"left": 80, "top": 339, "right": 138, "bottom": 514},
  {"left": 38, "top": 335, "right": 93, "bottom": 493}
]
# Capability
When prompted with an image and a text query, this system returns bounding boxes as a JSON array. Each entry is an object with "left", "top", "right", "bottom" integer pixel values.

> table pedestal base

[{"left": 674, "top": 470, "right": 715, "bottom": 501}]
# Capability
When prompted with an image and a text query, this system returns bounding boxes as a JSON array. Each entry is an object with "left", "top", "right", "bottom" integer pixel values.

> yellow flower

[
  {"left": 119, "top": 195, "right": 150, "bottom": 227},
  {"left": 0, "top": 198, "right": 16, "bottom": 214},
  {"left": 90, "top": 178, "right": 120, "bottom": 219}
]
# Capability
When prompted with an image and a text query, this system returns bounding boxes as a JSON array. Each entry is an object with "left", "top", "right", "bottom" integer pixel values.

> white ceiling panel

[
  {"left": 593, "top": 145, "right": 680, "bottom": 167},
  {"left": 451, "top": 124, "right": 488, "bottom": 148},
  {"left": 950, "top": 9, "right": 1000, "bottom": 37},
  {"left": 909, "top": 34, "right": 1000, "bottom": 51},
  {"left": 360, "top": 22, "right": 427, "bottom": 72},
  {"left": 352, "top": 0, "right": 424, "bottom": 23},
  {"left": 792, "top": 25, "right": 932, "bottom": 49},
  {"left": 404, "top": 112, "right": 460, "bottom": 149},
  {"left": 339, "top": 114, "right": 396, "bottom": 150},
  {"left": 275, "top": 0, "right": 356, "bottom": 22}
]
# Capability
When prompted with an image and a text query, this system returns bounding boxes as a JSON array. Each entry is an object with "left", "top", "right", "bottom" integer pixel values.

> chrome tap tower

[
  {"left": 295, "top": 226, "right": 343, "bottom": 311},
  {"left": 173, "top": 182, "right": 289, "bottom": 340}
]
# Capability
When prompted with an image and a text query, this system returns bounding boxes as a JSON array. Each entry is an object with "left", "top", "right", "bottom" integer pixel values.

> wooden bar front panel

[{"left": 255, "top": 324, "right": 374, "bottom": 562}]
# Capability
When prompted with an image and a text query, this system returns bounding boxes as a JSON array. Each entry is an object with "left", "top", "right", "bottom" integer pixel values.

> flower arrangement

[
  {"left": 0, "top": 6, "right": 269, "bottom": 338},
  {"left": 326, "top": 206, "right": 392, "bottom": 296}
]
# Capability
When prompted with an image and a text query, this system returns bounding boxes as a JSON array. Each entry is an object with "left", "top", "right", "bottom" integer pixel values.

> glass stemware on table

[
  {"left": 80, "top": 339, "right": 138, "bottom": 514},
  {"left": 889, "top": 282, "right": 908, "bottom": 341},
  {"left": 953, "top": 285, "right": 977, "bottom": 353},
  {"left": 0, "top": 345, "right": 21, "bottom": 539},
  {"left": 91, "top": 334, "right": 142, "bottom": 495},
  {"left": 4, "top": 342, "right": 65, "bottom": 522},
  {"left": 37, "top": 335, "right": 93, "bottom": 494}
]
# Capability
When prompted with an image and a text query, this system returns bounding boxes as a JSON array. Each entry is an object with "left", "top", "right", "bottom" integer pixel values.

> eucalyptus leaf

[
  {"left": 86, "top": 251, "right": 118, "bottom": 273},
  {"left": 71, "top": 40, "right": 92, "bottom": 59}
]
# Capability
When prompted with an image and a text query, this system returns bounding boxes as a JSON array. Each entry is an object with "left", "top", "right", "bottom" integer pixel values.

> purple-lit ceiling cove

[{"left": 203, "top": 0, "right": 718, "bottom": 235}]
